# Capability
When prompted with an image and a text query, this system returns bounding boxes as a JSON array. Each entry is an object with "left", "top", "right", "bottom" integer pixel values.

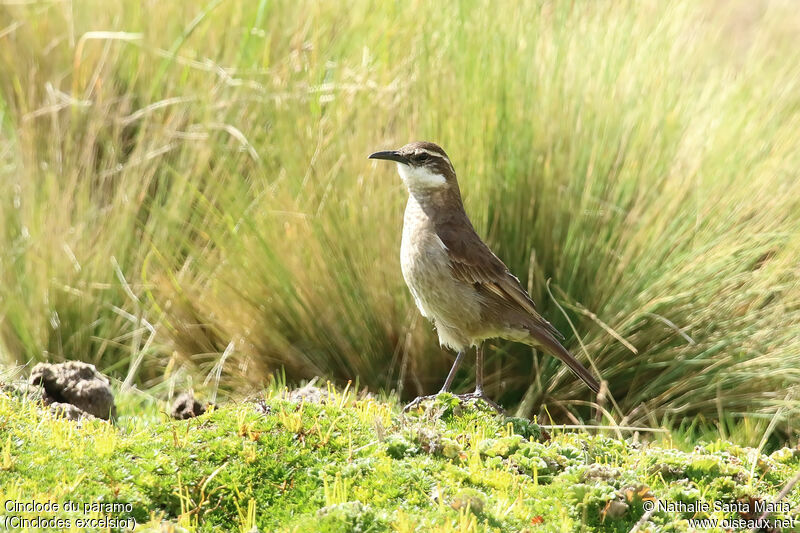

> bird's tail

[{"left": 525, "top": 327, "right": 600, "bottom": 393}]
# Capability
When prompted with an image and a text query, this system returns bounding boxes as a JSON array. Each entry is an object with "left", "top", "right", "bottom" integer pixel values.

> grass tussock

[{"left": 0, "top": 1, "right": 799, "bottom": 432}]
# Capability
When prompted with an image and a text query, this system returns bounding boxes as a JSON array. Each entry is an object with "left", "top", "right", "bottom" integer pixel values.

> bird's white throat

[{"left": 396, "top": 163, "right": 447, "bottom": 189}]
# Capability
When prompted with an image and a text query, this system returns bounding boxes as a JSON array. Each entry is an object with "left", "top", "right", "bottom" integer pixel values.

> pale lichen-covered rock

[
  {"left": 283, "top": 382, "right": 327, "bottom": 404},
  {"left": 583, "top": 463, "right": 621, "bottom": 482}
]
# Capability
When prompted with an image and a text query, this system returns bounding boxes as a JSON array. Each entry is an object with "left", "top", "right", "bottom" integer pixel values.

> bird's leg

[
  {"left": 440, "top": 349, "right": 466, "bottom": 393},
  {"left": 455, "top": 343, "right": 506, "bottom": 414},
  {"left": 475, "top": 341, "right": 485, "bottom": 395},
  {"left": 402, "top": 350, "right": 466, "bottom": 412}
]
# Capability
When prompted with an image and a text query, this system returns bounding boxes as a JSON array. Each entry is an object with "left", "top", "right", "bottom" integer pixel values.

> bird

[{"left": 369, "top": 141, "right": 601, "bottom": 412}]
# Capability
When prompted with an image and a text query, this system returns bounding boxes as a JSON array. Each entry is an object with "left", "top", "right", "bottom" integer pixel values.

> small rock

[
  {"left": 29, "top": 361, "right": 116, "bottom": 420},
  {"left": 648, "top": 462, "right": 686, "bottom": 478},
  {"left": 1, "top": 380, "right": 43, "bottom": 401},
  {"left": 284, "top": 382, "right": 327, "bottom": 404},
  {"left": 49, "top": 402, "right": 97, "bottom": 421},
  {"left": 583, "top": 464, "right": 621, "bottom": 482},
  {"left": 170, "top": 392, "right": 206, "bottom": 420},
  {"left": 603, "top": 498, "right": 629, "bottom": 519},
  {"left": 252, "top": 397, "right": 272, "bottom": 416}
]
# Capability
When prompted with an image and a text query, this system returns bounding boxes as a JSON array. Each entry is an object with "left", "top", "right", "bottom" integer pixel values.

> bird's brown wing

[
  {"left": 436, "top": 218, "right": 601, "bottom": 393},
  {"left": 435, "top": 219, "right": 564, "bottom": 340}
]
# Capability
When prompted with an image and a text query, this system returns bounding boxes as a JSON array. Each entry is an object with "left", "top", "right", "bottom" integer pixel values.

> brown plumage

[{"left": 369, "top": 141, "right": 600, "bottom": 411}]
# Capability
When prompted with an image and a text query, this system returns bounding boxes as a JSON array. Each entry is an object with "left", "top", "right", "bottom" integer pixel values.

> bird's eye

[{"left": 415, "top": 153, "right": 429, "bottom": 162}]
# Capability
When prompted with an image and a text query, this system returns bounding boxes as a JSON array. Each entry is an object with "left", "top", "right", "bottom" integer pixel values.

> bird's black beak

[{"left": 368, "top": 150, "right": 408, "bottom": 164}]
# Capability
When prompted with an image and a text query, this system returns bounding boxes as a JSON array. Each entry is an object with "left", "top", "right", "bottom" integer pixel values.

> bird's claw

[
  {"left": 455, "top": 391, "right": 506, "bottom": 414},
  {"left": 402, "top": 394, "right": 439, "bottom": 412},
  {"left": 402, "top": 390, "right": 506, "bottom": 415}
]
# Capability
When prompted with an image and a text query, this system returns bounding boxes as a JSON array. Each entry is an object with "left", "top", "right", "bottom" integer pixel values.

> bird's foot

[
  {"left": 402, "top": 394, "right": 440, "bottom": 413},
  {"left": 454, "top": 390, "right": 506, "bottom": 415},
  {"left": 402, "top": 390, "right": 506, "bottom": 415}
]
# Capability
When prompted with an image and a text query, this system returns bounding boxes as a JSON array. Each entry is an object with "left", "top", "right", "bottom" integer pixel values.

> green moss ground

[{"left": 0, "top": 387, "right": 797, "bottom": 532}]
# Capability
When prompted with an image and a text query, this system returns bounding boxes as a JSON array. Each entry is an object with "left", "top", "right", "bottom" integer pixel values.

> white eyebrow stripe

[
  {"left": 416, "top": 148, "right": 440, "bottom": 157},
  {"left": 415, "top": 148, "right": 454, "bottom": 173},
  {"left": 416, "top": 148, "right": 445, "bottom": 158}
]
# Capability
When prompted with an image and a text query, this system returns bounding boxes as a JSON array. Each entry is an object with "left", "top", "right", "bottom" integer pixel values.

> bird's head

[{"left": 369, "top": 141, "right": 458, "bottom": 193}]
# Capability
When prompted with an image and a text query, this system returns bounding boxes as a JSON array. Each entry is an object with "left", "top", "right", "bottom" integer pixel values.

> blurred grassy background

[{"left": 1, "top": 0, "right": 799, "bottom": 441}]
